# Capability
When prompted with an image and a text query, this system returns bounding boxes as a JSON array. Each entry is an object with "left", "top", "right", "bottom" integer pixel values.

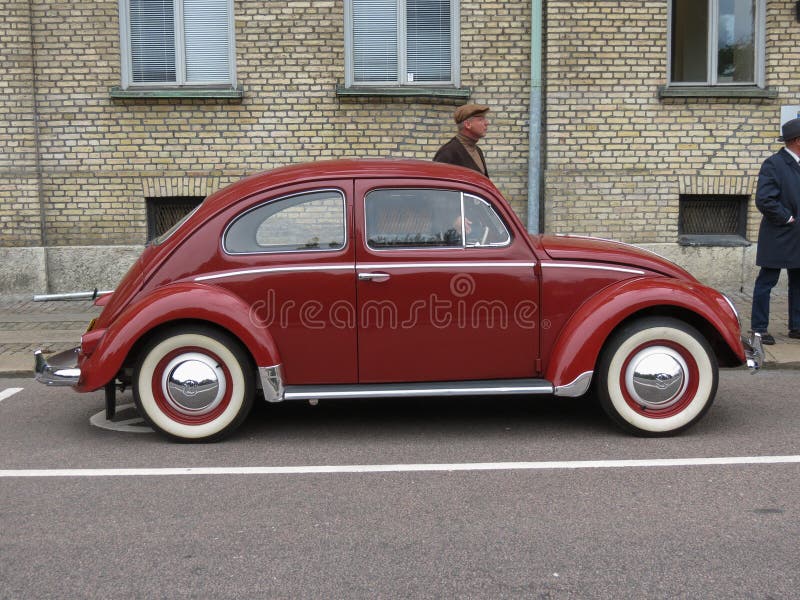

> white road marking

[
  {"left": 0, "top": 388, "right": 23, "bottom": 403},
  {"left": 1, "top": 455, "right": 800, "bottom": 478}
]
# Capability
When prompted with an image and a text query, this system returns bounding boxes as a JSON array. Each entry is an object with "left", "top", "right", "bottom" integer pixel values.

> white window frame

[
  {"left": 344, "top": 0, "right": 460, "bottom": 88},
  {"left": 667, "top": 0, "right": 765, "bottom": 87},
  {"left": 118, "top": 0, "right": 237, "bottom": 89}
]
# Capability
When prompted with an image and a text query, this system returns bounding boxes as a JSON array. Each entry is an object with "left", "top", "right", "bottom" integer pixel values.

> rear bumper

[
  {"left": 742, "top": 333, "right": 764, "bottom": 370},
  {"left": 34, "top": 347, "right": 81, "bottom": 386}
]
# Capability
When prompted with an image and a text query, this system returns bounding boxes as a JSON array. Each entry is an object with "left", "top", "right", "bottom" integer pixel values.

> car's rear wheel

[
  {"left": 597, "top": 317, "right": 718, "bottom": 436},
  {"left": 133, "top": 326, "right": 254, "bottom": 442}
]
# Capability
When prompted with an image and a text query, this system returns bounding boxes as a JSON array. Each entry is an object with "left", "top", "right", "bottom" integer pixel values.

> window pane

[
  {"left": 366, "top": 189, "right": 462, "bottom": 249},
  {"left": 463, "top": 195, "right": 510, "bottom": 247},
  {"left": 184, "top": 0, "right": 231, "bottom": 83},
  {"left": 717, "top": 0, "right": 754, "bottom": 82},
  {"left": 671, "top": 0, "right": 708, "bottom": 83},
  {"left": 130, "top": 0, "right": 176, "bottom": 83},
  {"left": 225, "top": 191, "right": 346, "bottom": 254},
  {"left": 407, "top": 0, "right": 451, "bottom": 83},
  {"left": 352, "top": 0, "right": 398, "bottom": 83}
]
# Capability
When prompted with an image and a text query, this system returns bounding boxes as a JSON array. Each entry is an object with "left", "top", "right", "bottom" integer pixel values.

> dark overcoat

[
  {"left": 433, "top": 137, "right": 489, "bottom": 177},
  {"left": 755, "top": 148, "right": 800, "bottom": 268}
]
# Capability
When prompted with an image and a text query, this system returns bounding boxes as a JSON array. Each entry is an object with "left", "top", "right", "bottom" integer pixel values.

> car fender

[
  {"left": 77, "top": 283, "right": 281, "bottom": 392},
  {"left": 545, "top": 276, "right": 743, "bottom": 390}
]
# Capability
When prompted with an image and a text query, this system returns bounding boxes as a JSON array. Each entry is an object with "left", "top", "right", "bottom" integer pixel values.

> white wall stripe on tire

[{"left": 2, "top": 455, "right": 800, "bottom": 478}]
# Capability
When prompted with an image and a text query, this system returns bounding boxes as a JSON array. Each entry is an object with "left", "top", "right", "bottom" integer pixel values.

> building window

[
  {"left": 119, "top": 0, "right": 236, "bottom": 89},
  {"left": 147, "top": 196, "right": 203, "bottom": 241},
  {"left": 344, "top": 0, "right": 459, "bottom": 87},
  {"left": 669, "top": 0, "right": 764, "bottom": 87},
  {"left": 678, "top": 194, "right": 749, "bottom": 246}
]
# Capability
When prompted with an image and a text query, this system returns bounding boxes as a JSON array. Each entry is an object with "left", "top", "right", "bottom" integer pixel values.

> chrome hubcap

[
  {"left": 162, "top": 352, "right": 226, "bottom": 415},
  {"left": 625, "top": 347, "right": 688, "bottom": 409}
]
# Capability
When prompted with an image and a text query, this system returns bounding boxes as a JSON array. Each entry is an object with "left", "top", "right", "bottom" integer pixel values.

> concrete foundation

[{"left": 1, "top": 246, "right": 143, "bottom": 295}]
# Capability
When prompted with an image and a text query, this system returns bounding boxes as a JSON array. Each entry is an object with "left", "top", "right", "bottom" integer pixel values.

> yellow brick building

[{"left": 1, "top": 1, "right": 796, "bottom": 293}]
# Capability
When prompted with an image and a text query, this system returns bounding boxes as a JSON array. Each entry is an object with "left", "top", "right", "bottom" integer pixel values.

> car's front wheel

[
  {"left": 597, "top": 317, "right": 718, "bottom": 436},
  {"left": 133, "top": 326, "right": 255, "bottom": 442}
]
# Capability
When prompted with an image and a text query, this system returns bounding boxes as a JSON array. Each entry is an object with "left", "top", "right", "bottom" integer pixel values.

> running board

[
  {"left": 282, "top": 379, "right": 554, "bottom": 401},
  {"left": 258, "top": 367, "right": 593, "bottom": 403}
]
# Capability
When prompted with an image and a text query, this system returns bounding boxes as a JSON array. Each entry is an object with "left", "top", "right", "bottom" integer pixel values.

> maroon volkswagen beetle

[{"left": 35, "top": 160, "right": 761, "bottom": 441}]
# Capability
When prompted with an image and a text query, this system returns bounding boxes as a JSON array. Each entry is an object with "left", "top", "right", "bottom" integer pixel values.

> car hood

[{"left": 536, "top": 234, "right": 697, "bottom": 281}]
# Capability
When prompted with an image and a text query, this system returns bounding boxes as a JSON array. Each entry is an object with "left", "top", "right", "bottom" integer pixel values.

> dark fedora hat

[{"left": 778, "top": 117, "right": 800, "bottom": 142}]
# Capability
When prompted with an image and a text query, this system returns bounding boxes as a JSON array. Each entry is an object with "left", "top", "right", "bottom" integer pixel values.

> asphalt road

[{"left": 1, "top": 369, "right": 799, "bottom": 599}]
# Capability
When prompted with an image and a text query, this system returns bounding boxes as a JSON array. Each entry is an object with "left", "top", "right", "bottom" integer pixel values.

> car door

[{"left": 354, "top": 180, "right": 540, "bottom": 384}]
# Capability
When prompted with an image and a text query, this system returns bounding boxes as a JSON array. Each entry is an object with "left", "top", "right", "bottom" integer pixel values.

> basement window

[
  {"left": 146, "top": 196, "right": 204, "bottom": 242},
  {"left": 678, "top": 194, "right": 749, "bottom": 246}
]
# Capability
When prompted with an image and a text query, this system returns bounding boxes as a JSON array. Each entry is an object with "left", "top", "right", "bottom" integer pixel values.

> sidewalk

[{"left": 1, "top": 290, "right": 799, "bottom": 378}]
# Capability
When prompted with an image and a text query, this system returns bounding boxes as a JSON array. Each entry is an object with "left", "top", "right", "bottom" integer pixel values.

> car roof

[{"left": 203, "top": 159, "right": 498, "bottom": 212}]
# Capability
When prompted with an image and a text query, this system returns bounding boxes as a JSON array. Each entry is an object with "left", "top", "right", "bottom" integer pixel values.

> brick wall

[
  {"left": 0, "top": 0, "right": 42, "bottom": 247},
  {"left": 544, "top": 0, "right": 794, "bottom": 244},
  {"left": 0, "top": 0, "right": 533, "bottom": 250}
]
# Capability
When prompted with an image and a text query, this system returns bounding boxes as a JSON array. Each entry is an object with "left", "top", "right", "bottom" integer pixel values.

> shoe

[
  {"left": 755, "top": 332, "right": 775, "bottom": 345},
  {"left": 789, "top": 330, "right": 800, "bottom": 340}
]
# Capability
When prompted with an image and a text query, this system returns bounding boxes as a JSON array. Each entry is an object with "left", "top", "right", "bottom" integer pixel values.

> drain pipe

[{"left": 527, "top": 0, "right": 543, "bottom": 233}]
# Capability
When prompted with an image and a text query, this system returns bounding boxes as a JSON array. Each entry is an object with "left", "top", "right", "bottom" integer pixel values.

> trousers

[{"left": 750, "top": 267, "right": 800, "bottom": 332}]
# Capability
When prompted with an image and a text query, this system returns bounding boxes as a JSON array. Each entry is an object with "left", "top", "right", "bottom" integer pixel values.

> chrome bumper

[
  {"left": 742, "top": 333, "right": 764, "bottom": 371},
  {"left": 34, "top": 347, "right": 81, "bottom": 386}
]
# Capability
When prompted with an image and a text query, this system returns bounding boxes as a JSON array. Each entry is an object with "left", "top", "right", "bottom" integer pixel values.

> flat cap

[
  {"left": 779, "top": 117, "right": 800, "bottom": 142},
  {"left": 454, "top": 103, "right": 490, "bottom": 124}
]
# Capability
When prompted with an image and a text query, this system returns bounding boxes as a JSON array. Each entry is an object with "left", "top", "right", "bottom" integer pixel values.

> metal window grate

[
  {"left": 678, "top": 194, "right": 748, "bottom": 239},
  {"left": 146, "top": 196, "right": 204, "bottom": 240}
]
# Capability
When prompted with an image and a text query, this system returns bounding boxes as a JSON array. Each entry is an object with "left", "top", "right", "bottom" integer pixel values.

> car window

[
  {"left": 365, "top": 189, "right": 510, "bottom": 250},
  {"left": 365, "top": 189, "right": 463, "bottom": 249},
  {"left": 463, "top": 194, "right": 511, "bottom": 247},
  {"left": 224, "top": 190, "right": 346, "bottom": 254}
]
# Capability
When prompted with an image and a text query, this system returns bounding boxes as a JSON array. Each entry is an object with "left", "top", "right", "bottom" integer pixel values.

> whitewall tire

[
  {"left": 133, "top": 326, "right": 255, "bottom": 442},
  {"left": 597, "top": 317, "right": 718, "bottom": 436}
]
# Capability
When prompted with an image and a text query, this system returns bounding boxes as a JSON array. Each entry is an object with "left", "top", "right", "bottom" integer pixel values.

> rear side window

[{"left": 224, "top": 190, "right": 346, "bottom": 254}]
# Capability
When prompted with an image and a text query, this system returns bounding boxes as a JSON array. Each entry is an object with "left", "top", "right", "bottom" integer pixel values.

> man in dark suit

[
  {"left": 751, "top": 117, "right": 800, "bottom": 344},
  {"left": 433, "top": 104, "right": 490, "bottom": 177}
]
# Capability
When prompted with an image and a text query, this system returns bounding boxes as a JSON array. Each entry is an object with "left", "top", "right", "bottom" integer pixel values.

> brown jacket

[{"left": 433, "top": 137, "right": 489, "bottom": 178}]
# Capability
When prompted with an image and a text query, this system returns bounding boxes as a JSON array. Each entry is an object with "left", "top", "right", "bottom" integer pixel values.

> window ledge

[
  {"left": 659, "top": 85, "right": 777, "bottom": 99},
  {"left": 678, "top": 234, "right": 751, "bottom": 248},
  {"left": 110, "top": 85, "right": 244, "bottom": 100},
  {"left": 336, "top": 84, "right": 471, "bottom": 100}
]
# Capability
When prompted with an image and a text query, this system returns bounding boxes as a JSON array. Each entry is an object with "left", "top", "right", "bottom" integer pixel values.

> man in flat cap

[
  {"left": 750, "top": 117, "right": 800, "bottom": 344},
  {"left": 433, "top": 103, "right": 490, "bottom": 177}
]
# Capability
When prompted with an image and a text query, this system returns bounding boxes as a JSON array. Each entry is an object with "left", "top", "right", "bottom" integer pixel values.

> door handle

[{"left": 358, "top": 272, "right": 391, "bottom": 282}]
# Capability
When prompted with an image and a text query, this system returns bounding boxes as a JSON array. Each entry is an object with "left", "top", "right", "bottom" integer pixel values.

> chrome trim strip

[
  {"left": 357, "top": 262, "right": 536, "bottom": 270},
  {"left": 540, "top": 262, "right": 645, "bottom": 276},
  {"left": 258, "top": 364, "right": 286, "bottom": 402},
  {"left": 34, "top": 348, "right": 81, "bottom": 387},
  {"left": 553, "top": 371, "right": 593, "bottom": 398},
  {"left": 721, "top": 293, "right": 740, "bottom": 322},
  {"left": 197, "top": 262, "right": 537, "bottom": 282},
  {"left": 283, "top": 379, "right": 554, "bottom": 400},
  {"left": 195, "top": 264, "right": 355, "bottom": 282}
]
